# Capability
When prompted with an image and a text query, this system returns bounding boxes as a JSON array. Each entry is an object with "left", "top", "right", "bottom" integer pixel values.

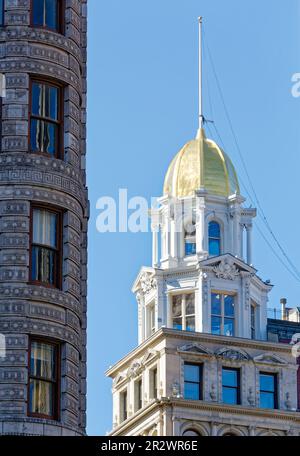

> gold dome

[{"left": 163, "top": 128, "right": 240, "bottom": 198}]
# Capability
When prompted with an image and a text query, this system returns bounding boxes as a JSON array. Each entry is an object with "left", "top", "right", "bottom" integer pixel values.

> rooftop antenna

[{"left": 198, "top": 16, "right": 204, "bottom": 130}]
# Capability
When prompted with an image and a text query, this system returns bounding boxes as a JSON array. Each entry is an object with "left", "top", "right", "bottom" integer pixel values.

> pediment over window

[
  {"left": 216, "top": 347, "right": 250, "bottom": 361},
  {"left": 141, "top": 349, "right": 159, "bottom": 366},
  {"left": 132, "top": 267, "right": 157, "bottom": 295},
  {"left": 113, "top": 372, "right": 126, "bottom": 387},
  {"left": 177, "top": 343, "right": 213, "bottom": 356},
  {"left": 200, "top": 254, "right": 256, "bottom": 280},
  {"left": 253, "top": 353, "right": 287, "bottom": 365}
]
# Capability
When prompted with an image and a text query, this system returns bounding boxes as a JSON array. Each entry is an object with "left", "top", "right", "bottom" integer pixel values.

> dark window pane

[
  {"left": 31, "top": 246, "right": 56, "bottom": 285},
  {"left": 30, "top": 341, "right": 56, "bottom": 380},
  {"left": 0, "top": 0, "right": 4, "bottom": 25},
  {"left": 209, "top": 221, "right": 220, "bottom": 238},
  {"left": 222, "top": 387, "right": 238, "bottom": 405},
  {"left": 209, "top": 239, "right": 220, "bottom": 256},
  {"left": 45, "top": 0, "right": 58, "bottom": 30},
  {"left": 30, "top": 119, "right": 57, "bottom": 155},
  {"left": 32, "top": 0, "right": 44, "bottom": 26},
  {"left": 222, "top": 369, "right": 237, "bottom": 387},
  {"left": 224, "top": 318, "right": 234, "bottom": 336},
  {"left": 260, "top": 392, "right": 275, "bottom": 409},
  {"left": 186, "top": 294, "right": 195, "bottom": 315},
  {"left": 184, "top": 364, "right": 200, "bottom": 383},
  {"left": 211, "top": 293, "right": 221, "bottom": 315},
  {"left": 260, "top": 374, "right": 275, "bottom": 392},
  {"left": 185, "top": 242, "right": 196, "bottom": 256},
  {"left": 184, "top": 382, "right": 200, "bottom": 400},
  {"left": 186, "top": 317, "right": 195, "bottom": 332},
  {"left": 33, "top": 0, "right": 59, "bottom": 31},
  {"left": 172, "top": 295, "right": 182, "bottom": 317},
  {"left": 224, "top": 295, "right": 235, "bottom": 317},
  {"left": 32, "top": 83, "right": 58, "bottom": 121},
  {"left": 211, "top": 316, "right": 221, "bottom": 335},
  {"left": 172, "top": 318, "right": 182, "bottom": 331},
  {"left": 29, "top": 379, "right": 54, "bottom": 416}
]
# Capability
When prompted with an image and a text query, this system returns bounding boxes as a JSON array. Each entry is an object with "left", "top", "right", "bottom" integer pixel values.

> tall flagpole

[{"left": 198, "top": 16, "right": 203, "bottom": 129}]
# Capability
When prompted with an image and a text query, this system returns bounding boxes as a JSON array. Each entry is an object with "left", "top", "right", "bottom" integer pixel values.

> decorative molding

[
  {"left": 253, "top": 353, "right": 287, "bottom": 365},
  {"left": 178, "top": 343, "right": 213, "bottom": 356},
  {"left": 140, "top": 272, "right": 157, "bottom": 295},
  {"left": 213, "top": 258, "right": 240, "bottom": 280},
  {"left": 216, "top": 347, "right": 250, "bottom": 361}
]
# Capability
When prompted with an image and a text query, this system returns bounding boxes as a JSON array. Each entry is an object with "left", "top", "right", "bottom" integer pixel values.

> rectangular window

[
  {"left": 32, "top": 0, "right": 64, "bottom": 33},
  {"left": 0, "top": 0, "right": 4, "bottom": 26},
  {"left": 150, "top": 367, "right": 158, "bottom": 400},
  {"left": 30, "top": 207, "right": 62, "bottom": 288},
  {"left": 134, "top": 378, "right": 143, "bottom": 412},
  {"left": 146, "top": 303, "right": 155, "bottom": 338},
  {"left": 172, "top": 293, "right": 195, "bottom": 332},
  {"left": 259, "top": 373, "right": 277, "bottom": 409},
  {"left": 30, "top": 80, "right": 63, "bottom": 158},
  {"left": 28, "top": 339, "right": 59, "bottom": 419},
  {"left": 184, "top": 363, "right": 202, "bottom": 401},
  {"left": 211, "top": 292, "right": 235, "bottom": 336},
  {"left": 120, "top": 390, "right": 128, "bottom": 422},
  {"left": 222, "top": 368, "right": 240, "bottom": 405}
]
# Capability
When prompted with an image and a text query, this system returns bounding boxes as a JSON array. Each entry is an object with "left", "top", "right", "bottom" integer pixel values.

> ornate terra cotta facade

[{"left": 0, "top": 1, "right": 88, "bottom": 436}]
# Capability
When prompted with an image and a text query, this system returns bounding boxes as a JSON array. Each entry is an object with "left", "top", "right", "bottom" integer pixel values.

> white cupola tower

[{"left": 132, "top": 18, "right": 272, "bottom": 345}]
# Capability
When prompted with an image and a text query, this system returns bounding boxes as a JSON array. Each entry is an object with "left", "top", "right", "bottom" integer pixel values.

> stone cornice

[
  {"left": 109, "top": 397, "right": 300, "bottom": 436},
  {"left": 106, "top": 328, "right": 295, "bottom": 377}
]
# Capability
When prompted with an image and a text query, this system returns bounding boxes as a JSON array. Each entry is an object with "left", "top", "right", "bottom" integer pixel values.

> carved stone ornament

[
  {"left": 247, "top": 387, "right": 255, "bottom": 406},
  {"left": 140, "top": 273, "right": 157, "bottom": 295},
  {"left": 210, "top": 383, "right": 217, "bottom": 401},
  {"left": 127, "top": 361, "right": 143, "bottom": 379},
  {"left": 285, "top": 392, "right": 292, "bottom": 410},
  {"left": 171, "top": 381, "right": 182, "bottom": 398},
  {"left": 217, "top": 348, "right": 249, "bottom": 361},
  {"left": 213, "top": 259, "right": 240, "bottom": 280}
]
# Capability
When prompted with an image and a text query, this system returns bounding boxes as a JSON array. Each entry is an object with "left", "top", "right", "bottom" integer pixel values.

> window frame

[
  {"left": 134, "top": 377, "right": 143, "bottom": 412},
  {"left": 222, "top": 367, "right": 241, "bottom": 405},
  {"left": 29, "top": 204, "right": 63, "bottom": 289},
  {"left": 119, "top": 388, "right": 128, "bottom": 423},
  {"left": 27, "top": 337, "right": 60, "bottom": 421},
  {"left": 171, "top": 292, "right": 196, "bottom": 332},
  {"left": 211, "top": 291, "right": 236, "bottom": 337},
  {"left": 184, "top": 221, "right": 196, "bottom": 257},
  {"left": 30, "top": 0, "right": 65, "bottom": 34},
  {"left": 149, "top": 366, "right": 158, "bottom": 400},
  {"left": 259, "top": 372, "right": 278, "bottom": 410},
  {"left": 208, "top": 220, "right": 221, "bottom": 257},
  {"left": 184, "top": 362, "right": 203, "bottom": 401},
  {"left": 29, "top": 78, "right": 64, "bottom": 159}
]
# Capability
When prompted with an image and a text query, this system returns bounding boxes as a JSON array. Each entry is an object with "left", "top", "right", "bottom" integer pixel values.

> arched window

[
  {"left": 185, "top": 222, "right": 196, "bottom": 256},
  {"left": 208, "top": 221, "right": 221, "bottom": 256},
  {"left": 182, "top": 429, "right": 201, "bottom": 436}
]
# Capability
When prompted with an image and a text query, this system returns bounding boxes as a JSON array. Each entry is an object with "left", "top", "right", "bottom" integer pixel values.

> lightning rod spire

[{"left": 198, "top": 16, "right": 204, "bottom": 130}]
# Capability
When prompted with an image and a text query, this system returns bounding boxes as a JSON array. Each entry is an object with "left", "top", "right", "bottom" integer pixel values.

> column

[
  {"left": 195, "top": 190, "right": 206, "bottom": 257},
  {"left": 246, "top": 224, "right": 252, "bottom": 265},
  {"left": 152, "top": 224, "right": 159, "bottom": 267}
]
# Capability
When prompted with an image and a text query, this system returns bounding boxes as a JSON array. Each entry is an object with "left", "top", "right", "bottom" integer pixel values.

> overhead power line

[{"left": 203, "top": 28, "right": 300, "bottom": 283}]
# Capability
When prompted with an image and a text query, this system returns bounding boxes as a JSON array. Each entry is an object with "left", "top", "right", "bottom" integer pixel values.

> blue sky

[{"left": 87, "top": 0, "right": 300, "bottom": 435}]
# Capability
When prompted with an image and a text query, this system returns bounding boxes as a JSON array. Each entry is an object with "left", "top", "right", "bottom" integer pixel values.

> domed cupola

[{"left": 163, "top": 128, "right": 240, "bottom": 198}]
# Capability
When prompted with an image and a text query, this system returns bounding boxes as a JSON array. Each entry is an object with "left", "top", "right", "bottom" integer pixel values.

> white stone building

[{"left": 106, "top": 127, "right": 300, "bottom": 436}]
